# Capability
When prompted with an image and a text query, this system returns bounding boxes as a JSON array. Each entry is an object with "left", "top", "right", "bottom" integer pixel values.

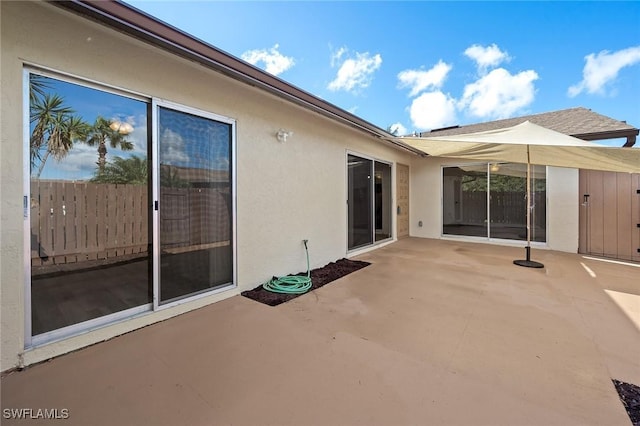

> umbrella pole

[{"left": 514, "top": 148, "right": 544, "bottom": 268}]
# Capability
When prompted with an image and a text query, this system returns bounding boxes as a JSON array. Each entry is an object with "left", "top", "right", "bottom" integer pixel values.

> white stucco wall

[
  {"left": 409, "top": 157, "right": 581, "bottom": 252},
  {"left": 0, "top": 2, "right": 413, "bottom": 370},
  {"left": 546, "top": 167, "right": 580, "bottom": 253}
]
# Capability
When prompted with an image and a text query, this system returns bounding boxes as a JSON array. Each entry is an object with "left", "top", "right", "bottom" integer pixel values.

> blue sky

[{"left": 126, "top": 1, "right": 640, "bottom": 142}]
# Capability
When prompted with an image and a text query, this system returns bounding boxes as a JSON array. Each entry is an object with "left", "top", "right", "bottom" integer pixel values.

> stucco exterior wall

[
  {"left": 0, "top": 2, "right": 413, "bottom": 371},
  {"left": 409, "top": 157, "right": 581, "bottom": 252},
  {"left": 546, "top": 167, "right": 580, "bottom": 253}
]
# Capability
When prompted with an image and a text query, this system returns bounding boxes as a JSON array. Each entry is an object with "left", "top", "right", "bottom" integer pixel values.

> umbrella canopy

[{"left": 399, "top": 121, "right": 640, "bottom": 173}]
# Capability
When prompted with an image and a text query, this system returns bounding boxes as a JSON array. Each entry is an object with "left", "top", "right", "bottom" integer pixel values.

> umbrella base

[
  {"left": 514, "top": 246, "right": 544, "bottom": 268},
  {"left": 513, "top": 259, "right": 545, "bottom": 268}
]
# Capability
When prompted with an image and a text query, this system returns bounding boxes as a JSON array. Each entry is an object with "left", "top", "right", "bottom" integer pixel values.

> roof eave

[
  {"left": 571, "top": 129, "right": 638, "bottom": 147},
  {"left": 50, "top": 0, "right": 424, "bottom": 156}
]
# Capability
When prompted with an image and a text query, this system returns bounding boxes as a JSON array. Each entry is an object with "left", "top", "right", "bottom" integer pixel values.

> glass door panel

[
  {"left": 158, "top": 106, "right": 233, "bottom": 304},
  {"left": 374, "top": 161, "right": 392, "bottom": 242},
  {"left": 347, "top": 154, "right": 372, "bottom": 250},
  {"left": 442, "top": 165, "right": 488, "bottom": 237},
  {"left": 487, "top": 163, "right": 546, "bottom": 242},
  {"left": 28, "top": 73, "right": 151, "bottom": 336},
  {"left": 529, "top": 165, "right": 547, "bottom": 243},
  {"left": 488, "top": 163, "right": 527, "bottom": 240}
]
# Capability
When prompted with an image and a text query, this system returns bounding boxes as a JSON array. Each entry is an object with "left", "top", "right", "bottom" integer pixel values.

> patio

[{"left": 2, "top": 238, "right": 639, "bottom": 425}]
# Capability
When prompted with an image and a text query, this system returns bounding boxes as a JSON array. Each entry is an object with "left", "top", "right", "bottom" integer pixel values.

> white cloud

[
  {"left": 464, "top": 44, "right": 510, "bottom": 74},
  {"left": 328, "top": 49, "right": 382, "bottom": 93},
  {"left": 409, "top": 91, "right": 457, "bottom": 131},
  {"left": 388, "top": 122, "right": 407, "bottom": 136},
  {"left": 459, "top": 68, "right": 538, "bottom": 119},
  {"left": 397, "top": 60, "right": 452, "bottom": 97},
  {"left": 40, "top": 143, "right": 99, "bottom": 180},
  {"left": 160, "top": 128, "right": 189, "bottom": 165},
  {"left": 568, "top": 46, "right": 640, "bottom": 97},
  {"left": 241, "top": 43, "right": 295, "bottom": 76},
  {"left": 119, "top": 114, "right": 147, "bottom": 157},
  {"left": 331, "top": 46, "right": 348, "bottom": 67}
]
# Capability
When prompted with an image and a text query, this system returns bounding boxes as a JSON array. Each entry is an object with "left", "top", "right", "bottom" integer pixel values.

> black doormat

[
  {"left": 613, "top": 379, "right": 640, "bottom": 425},
  {"left": 241, "top": 258, "right": 370, "bottom": 306}
]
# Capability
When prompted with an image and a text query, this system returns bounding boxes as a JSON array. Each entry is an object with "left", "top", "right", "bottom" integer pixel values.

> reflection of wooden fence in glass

[
  {"left": 31, "top": 180, "right": 148, "bottom": 266},
  {"left": 459, "top": 191, "right": 546, "bottom": 227},
  {"left": 160, "top": 187, "right": 231, "bottom": 250},
  {"left": 31, "top": 181, "right": 232, "bottom": 265}
]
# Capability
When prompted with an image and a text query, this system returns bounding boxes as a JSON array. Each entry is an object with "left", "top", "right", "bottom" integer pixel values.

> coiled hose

[{"left": 262, "top": 240, "right": 312, "bottom": 294}]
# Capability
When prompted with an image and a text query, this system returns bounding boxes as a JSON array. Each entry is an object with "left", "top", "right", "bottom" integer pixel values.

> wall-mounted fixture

[{"left": 276, "top": 128, "right": 293, "bottom": 143}]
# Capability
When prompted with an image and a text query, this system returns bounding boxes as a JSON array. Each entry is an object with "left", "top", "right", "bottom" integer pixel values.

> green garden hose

[{"left": 262, "top": 240, "right": 312, "bottom": 294}]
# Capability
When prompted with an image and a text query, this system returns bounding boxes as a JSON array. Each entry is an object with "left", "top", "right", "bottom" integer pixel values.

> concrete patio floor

[{"left": 2, "top": 238, "right": 639, "bottom": 425}]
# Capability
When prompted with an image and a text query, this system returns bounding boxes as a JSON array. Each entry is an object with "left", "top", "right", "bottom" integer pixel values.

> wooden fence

[
  {"left": 31, "top": 181, "right": 231, "bottom": 266},
  {"left": 459, "top": 191, "right": 546, "bottom": 227},
  {"left": 31, "top": 180, "right": 149, "bottom": 266}
]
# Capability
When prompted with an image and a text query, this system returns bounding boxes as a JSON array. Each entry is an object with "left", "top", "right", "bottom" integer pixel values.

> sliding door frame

[
  {"left": 152, "top": 99, "right": 237, "bottom": 311},
  {"left": 23, "top": 66, "right": 237, "bottom": 348},
  {"left": 440, "top": 162, "right": 548, "bottom": 244},
  {"left": 346, "top": 150, "right": 394, "bottom": 253}
]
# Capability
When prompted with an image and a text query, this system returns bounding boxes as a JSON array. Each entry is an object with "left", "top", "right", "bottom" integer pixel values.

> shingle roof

[{"left": 421, "top": 107, "right": 638, "bottom": 147}]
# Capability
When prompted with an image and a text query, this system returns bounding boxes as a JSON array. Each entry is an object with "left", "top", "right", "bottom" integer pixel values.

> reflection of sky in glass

[
  {"left": 31, "top": 75, "right": 147, "bottom": 180},
  {"left": 159, "top": 107, "right": 230, "bottom": 171}
]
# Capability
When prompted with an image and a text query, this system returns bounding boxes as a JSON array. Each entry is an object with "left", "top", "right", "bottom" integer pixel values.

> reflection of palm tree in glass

[
  {"left": 86, "top": 117, "right": 134, "bottom": 173},
  {"left": 30, "top": 93, "right": 90, "bottom": 178},
  {"left": 91, "top": 156, "right": 147, "bottom": 185},
  {"left": 29, "top": 74, "right": 50, "bottom": 104}
]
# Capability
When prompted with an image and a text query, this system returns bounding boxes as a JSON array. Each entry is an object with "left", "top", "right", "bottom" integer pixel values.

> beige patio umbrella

[{"left": 397, "top": 121, "right": 640, "bottom": 268}]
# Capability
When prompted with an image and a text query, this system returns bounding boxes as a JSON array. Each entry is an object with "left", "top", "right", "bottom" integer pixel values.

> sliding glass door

[
  {"left": 442, "top": 164, "right": 488, "bottom": 237},
  {"left": 442, "top": 163, "right": 546, "bottom": 242},
  {"left": 27, "top": 71, "right": 151, "bottom": 340},
  {"left": 157, "top": 104, "right": 234, "bottom": 304},
  {"left": 347, "top": 154, "right": 392, "bottom": 250},
  {"left": 25, "top": 69, "right": 236, "bottom": 344}
]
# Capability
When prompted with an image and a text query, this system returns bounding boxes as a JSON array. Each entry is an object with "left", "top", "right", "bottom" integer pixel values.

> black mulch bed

[
  {"left": 241, "top": 258, "right": 370, "bottom": 306},
  {"left": 614, "top": 379, "right": 640, "bottom": 425}
]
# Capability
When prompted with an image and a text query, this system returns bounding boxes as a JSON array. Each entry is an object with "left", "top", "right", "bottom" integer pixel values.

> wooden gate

[{"left": 579, "top": 170, "right": 640, "bottom": 262}]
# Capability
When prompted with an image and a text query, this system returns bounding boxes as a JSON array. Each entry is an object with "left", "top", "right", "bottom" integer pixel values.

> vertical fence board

[
  {"left": 589, "top": 171, "right": 605, "bottom": 255},
  {"left": 602, "top": 173, "right": 618, "bottom": 257},
  {"left": 633, "top": 174, "right": 640, "bottom": 263},
  {"left": 616, "top": 174, "right": 632, "bottom": 261},
  {"left": 76, "top": 183, "right": 87, "bottom": 261},
  {"left": 85, "top": 183, "right": 98, "bottom": 260},
  {"left": 64, "top": 182, "right": 78, "bottom": 261},
  {"left": 106, "top": 184, "right": 117, "bottom": 257},
  {"left": 578, "top": 171, "right": 588, "bottom": 254},
  {"left": 96, "top": 184, "right": 107, "bottom": 258}
]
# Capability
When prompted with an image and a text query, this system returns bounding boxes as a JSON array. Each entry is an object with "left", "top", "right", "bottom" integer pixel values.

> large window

[
  {"left": 442, "top": 163, "right": 546, "bottom": 242},
  {"left": 347, "top": 154, "right": 392, "bottom": 250},
  {"left": 25, "top": 70, "right": 235, "bottom": 344}
]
